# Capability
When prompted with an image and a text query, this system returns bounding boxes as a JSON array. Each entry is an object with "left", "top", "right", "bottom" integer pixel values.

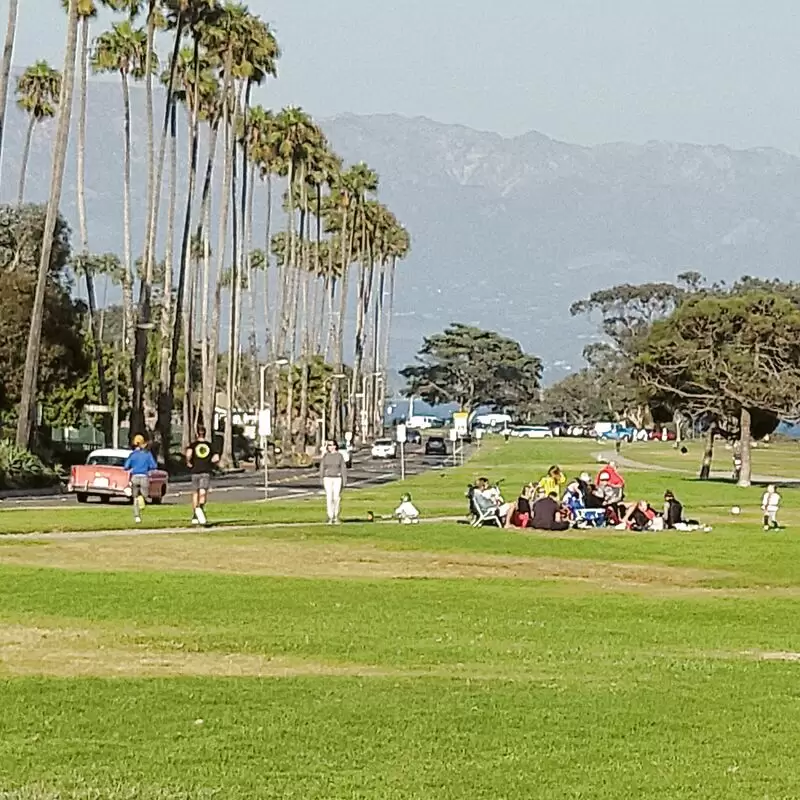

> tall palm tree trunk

[
  {"left": 380, "top": 257, "right": 397, "bottom": 431},
  {"left": 17, "top": 117, "right": 34, "bottom": 203},
  {"left": 198, "top": 118, "right": 220, "bottom": 429},
  {"left": 331, "top": 208, "right": 356, "bottom": 440},
  {"left": 0, "top": 0, "right": 19, "bottom": 182},
  {"left": 246, "top": 162, "right": 257, "bottom": 365},
  {"left": 162, "top": 35, "right": 202, "bottom": 458},
  {"left": 370, "top": 261, "right": 386, "bottom": 437},
  {"left": 77, "top": 16, "right": 109, "bottom": 441},
  {"left": 348, "top": 233, "right": 371, "bottom": 440},
  {"left": 120, "top": 68, "right": 141, "bottom": 434},
  {"left": 15, "top": 0, "right": 79, "bottom": 448},
  {"left": 156, "top": 102, "right": 177, "bottom": 460},
  {"left": 263, "top": 172, "right": 273, "bottom": 356},
  {"left": 207, "top": 63, "right": 234, "bottom": 447},
  {"left": 223, "top": 88, "right": 244, "bottom": 467}
]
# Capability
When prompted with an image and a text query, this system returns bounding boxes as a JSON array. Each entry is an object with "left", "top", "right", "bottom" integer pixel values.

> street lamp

[{"left": 259, "top": 357, "right": 289, "bottom": 500}]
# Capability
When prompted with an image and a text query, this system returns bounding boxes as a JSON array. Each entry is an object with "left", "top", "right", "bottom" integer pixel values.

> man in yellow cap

[{"left": 124, "top": 434, "right": 157, "bottom": 524}]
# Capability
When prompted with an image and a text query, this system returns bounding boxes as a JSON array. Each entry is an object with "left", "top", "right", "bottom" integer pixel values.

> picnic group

[{"left": 467, "top": 461, "right": 712, "bottom": 532}]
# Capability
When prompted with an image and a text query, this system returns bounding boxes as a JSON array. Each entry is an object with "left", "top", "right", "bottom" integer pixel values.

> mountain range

[{"left": 4, "top": 77, "right": 800, "bottom": 380}]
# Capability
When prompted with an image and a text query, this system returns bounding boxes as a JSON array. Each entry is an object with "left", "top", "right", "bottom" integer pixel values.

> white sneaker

[
  {"left": 191, "top": 517, "right": 200, "bottom": 526},
  {"left": 134, "top": 516, "right": 141, "bottom": 524},
  {"left": 195, "top": 506, "right": 207, "bottom": 526}
]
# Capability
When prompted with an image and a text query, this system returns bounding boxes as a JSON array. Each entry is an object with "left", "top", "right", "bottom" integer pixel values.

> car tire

[
  {"left": 76, "top": 493, "right": 88, "bottom": 504},
  {"left": 151, "top": 494, "right": 163, "bottom": 505}
]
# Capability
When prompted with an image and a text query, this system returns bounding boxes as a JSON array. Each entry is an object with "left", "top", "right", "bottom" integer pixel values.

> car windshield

[
  {"left": 86, "top": 454, "right": 127, "bottom": 467},
  {"left": 374, "top": 440, "right": 392, "bottom": 446}
]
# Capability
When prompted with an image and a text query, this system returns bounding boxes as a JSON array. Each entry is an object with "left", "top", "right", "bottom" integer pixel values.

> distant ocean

[{"left": 384, "top": 398, "right": 461, "bottom": 423}]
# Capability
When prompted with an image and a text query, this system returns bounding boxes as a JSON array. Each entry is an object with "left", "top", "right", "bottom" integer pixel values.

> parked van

[
  {"left": 407, "top": 415, "right": 440, "bottom": 430},
  {"left": 472, "top": 412, "right": 512, "bottom": 428}
]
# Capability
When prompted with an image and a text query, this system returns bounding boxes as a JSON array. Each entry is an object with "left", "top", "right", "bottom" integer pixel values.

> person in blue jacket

[{"left": 124, "top": 434, "right": 157, "bottom": 524}]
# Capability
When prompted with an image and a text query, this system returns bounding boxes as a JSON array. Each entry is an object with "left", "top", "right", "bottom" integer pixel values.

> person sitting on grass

[
  {"left": 621, "top": 500, "right": 657, "bottom": 531},
  {"left": 562, "top": 480, "right": 585, "bottom": 515},
  {"left": 395, "top": 493, "right": 420, "bottom": 524},
  {"left": 531, "top": 491, "right": 570, "bottom": 532},
  {"left": 663, "top": 490, "right": 684, "bottom": 529},
  {"left": 476, "top": 477, "right": 514, "bottom": 519},
  {"left": 536, "top": 465, "right": 567, "bottom": 501},
  {"left": 505, "top": 483, "right": 535, "bottom": 529}
]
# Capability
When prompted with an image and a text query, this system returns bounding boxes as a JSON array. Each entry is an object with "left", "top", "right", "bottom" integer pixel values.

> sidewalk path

[{"left": 596, "top": 451, "right": 800, "bottom": 486}]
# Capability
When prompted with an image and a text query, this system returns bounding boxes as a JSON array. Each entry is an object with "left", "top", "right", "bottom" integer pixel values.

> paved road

[{"left": 0, "top": 446, "right": 469, "bottom": 509}]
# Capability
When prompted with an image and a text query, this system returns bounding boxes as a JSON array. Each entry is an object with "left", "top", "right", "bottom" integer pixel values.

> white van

[
  {"left": 407, "top": 415, "right": 439, "bottom": 430},
  {"left": 473, "top": 413, "right": 512, "bottom": 428}
]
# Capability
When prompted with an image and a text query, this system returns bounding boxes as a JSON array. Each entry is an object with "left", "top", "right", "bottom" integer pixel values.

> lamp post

[{"left": 259, "top": 357, "right": 289, "bottom": 500}]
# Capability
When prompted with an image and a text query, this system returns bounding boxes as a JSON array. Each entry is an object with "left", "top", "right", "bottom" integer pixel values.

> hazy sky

[{"left": 5, "top": 0, "right": 800, "bottom": 153}]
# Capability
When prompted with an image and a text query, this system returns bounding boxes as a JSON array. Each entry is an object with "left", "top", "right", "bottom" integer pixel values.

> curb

[{"left": 0, "top": 485, "right": 64, "bottom": 500}]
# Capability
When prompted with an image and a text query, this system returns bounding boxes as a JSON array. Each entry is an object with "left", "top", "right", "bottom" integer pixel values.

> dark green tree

[
  {"left": 400, "top": 323, "right": 542, "bottom": 415},
  {"left": 0, "top": 205, "right": 89, "bottom": 434},
  {"left": 636, "top": 290, "right": 800, "bottom": 486}
]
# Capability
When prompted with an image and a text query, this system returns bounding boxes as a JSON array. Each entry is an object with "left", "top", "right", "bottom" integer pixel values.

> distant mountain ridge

[{"left": 5, "top": 79, "right": 800, "bottom": 378}]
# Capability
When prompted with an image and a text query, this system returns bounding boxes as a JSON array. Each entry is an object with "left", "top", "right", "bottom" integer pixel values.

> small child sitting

[{"left": 395, "top": 493, "right": 420, "bottom": 524}]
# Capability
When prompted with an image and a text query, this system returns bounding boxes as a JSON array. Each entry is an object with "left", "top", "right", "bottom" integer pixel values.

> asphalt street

[{"left": 0, "top": 446, "right": 471, "bottom": 509}]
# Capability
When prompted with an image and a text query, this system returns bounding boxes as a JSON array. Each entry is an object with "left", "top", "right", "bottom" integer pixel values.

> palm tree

[
  {"left": 15, "top": 61, "right": 62, "bottom": 203},
  {"left": 203, "top": 5, "right": 279, "bottom": 465},
  {"left": 61, "top": 0, "right": 113, "bottom": 436},
  {"left": 377, "top": 222, "right": 410, "bottom": 432},
  {"left": 268, "top": 106, "right": 321, "bottom": 455},
  {"left": 91, "top": 19, "right": 155, "bottom": 433},
  {"left": 15, "top": 0, "right": 80, "bottom": 448},
  {"left": 342, "top": 163, "right": 379, "bottom": 440},
  {"left": 0, "top": 0, "right": 19, "bottom": 180}
]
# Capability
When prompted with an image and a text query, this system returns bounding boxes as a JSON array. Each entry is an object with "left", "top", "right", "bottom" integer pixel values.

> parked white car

[
  {"left": 511, "top": 426, "right": 554, "bottom": 439},
  {"left": 370, "top": 439, "right": 397, "bottom": 459}
]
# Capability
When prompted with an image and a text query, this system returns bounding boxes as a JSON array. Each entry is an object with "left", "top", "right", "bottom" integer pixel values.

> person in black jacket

[{"left": 663, "top": 490, "right": 684, "bottom": 529}]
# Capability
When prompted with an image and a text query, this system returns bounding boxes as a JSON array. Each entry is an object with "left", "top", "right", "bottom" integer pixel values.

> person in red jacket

[{"left": 596, "top": 460, "right": 624, "bottom": 489}]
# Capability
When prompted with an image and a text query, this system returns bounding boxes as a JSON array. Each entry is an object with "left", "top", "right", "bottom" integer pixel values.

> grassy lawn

[{"left": 1, "top": 439, "right": 800, "bottom": 797}]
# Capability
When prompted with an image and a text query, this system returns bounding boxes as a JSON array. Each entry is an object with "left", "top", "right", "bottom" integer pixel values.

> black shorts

[{"left": 191, "top": 473, "right": 211, "bottom": 492}]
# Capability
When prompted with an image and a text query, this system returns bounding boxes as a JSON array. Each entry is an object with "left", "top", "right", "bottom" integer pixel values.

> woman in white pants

[{"left": 319, "top": 440, "right": 348, "bottom": 524}]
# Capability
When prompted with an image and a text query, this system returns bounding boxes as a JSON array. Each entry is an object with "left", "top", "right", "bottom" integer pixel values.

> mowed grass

[{"left": 1, "top": 439, "right": 800, "bottom": 797}]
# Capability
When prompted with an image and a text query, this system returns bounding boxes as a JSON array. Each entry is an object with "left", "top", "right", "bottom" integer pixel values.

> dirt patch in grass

[
  {"left": 0, "top": 536, "right": 732, "bottom": 590},
  {"left": 0, "top": 623, "right": 556, "bottom": 681},
  {"left": 748, "top": 650, "right": 800, "bottom": 662},
  {"left": 0, "top": 623, "right": 404, "bottom": 679}
]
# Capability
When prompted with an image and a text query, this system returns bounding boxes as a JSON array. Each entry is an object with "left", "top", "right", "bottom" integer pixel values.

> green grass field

[{"left": 1, "top": 438, "right": 799, "bottom": 798}]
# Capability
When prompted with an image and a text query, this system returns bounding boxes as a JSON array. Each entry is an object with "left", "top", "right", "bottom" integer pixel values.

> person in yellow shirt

[{"left": 536, "top": 465, "right": 566, "bottom": 500}]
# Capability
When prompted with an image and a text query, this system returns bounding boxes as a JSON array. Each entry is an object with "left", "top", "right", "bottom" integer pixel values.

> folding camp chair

[{"left": 470, "top": 491, "right": 504, "bottom": 528}]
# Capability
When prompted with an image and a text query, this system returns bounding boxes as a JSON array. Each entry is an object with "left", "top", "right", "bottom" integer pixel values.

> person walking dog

[
  {"left": 124, "top": 434, "right": 157, "bottom": 524},
  {"left": 320, "top": 440, "right": 348, "bottom": 524}
]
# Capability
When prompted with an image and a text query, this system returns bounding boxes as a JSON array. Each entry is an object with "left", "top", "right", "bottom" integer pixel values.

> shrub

[{"left": 0, "top": 440, "right": 60, "bottom": 490}]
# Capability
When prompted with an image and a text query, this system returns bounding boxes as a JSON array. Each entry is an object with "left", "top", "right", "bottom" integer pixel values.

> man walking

[
  {"left": 124, "top": 434, "right": 157, "bottom": 525},
  {"left": 186, "top": 426, "right": 219, "bottom": 526},
  {"left": 319, "top": 440, "right": 347, "bottom": 524}
]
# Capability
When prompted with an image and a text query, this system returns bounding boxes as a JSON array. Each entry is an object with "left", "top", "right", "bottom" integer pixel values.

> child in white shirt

[
  {"left": 761, "top": 484, "right": 781, "bottom": 530},
  {"left": 395, "top": 493, "right": 420, "bottom": 524}
]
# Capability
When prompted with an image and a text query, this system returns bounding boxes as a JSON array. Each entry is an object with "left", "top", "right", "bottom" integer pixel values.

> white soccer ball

[{"left": 730, "top": 506, "right": 741, "bottom": 515}]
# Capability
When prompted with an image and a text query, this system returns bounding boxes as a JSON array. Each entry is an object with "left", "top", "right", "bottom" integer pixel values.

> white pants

[{"left": 323, "top": 476, "right": 343, "bottom": 521}]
